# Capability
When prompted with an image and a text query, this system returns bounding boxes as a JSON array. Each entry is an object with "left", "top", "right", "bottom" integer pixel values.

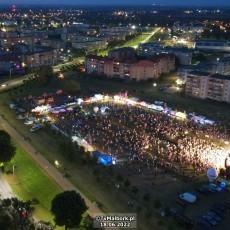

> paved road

[
  {"left": 0, "top": 77, "right": 28, "bottom": 92},
  {"left": 53, "top": 58, "right": 84, "bottom": 73},
  {"left": 0, "top": 116, "right": 103, "bottom": 217},
  {"left": 0, "top": 172, "right": 15, "bottom": 199}
]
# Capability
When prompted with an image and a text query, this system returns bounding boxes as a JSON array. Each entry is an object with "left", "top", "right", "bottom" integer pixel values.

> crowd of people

[{"left": 53, "top": 100, "right": 230, "bottom": 176}]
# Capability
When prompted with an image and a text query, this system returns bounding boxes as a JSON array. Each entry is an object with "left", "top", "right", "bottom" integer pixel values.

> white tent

[{"left": 72, "top": 136, "right": 94, "bottom": 151}]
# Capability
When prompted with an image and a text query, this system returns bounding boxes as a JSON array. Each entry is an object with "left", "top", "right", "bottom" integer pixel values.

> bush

[
  {"left": 136, "top": 206, "right": 142, "bottom": 213},
  {"left": 116, "top": 174, "right": 124, "bottom": 182},
  {"left": 153, "top": 199, "right": 162, "bottom": 209},
  {"left": 63, "top": 80, "right": 81, "bottom": 95},
  {"left": 145, "top": 211, "right": 152, "bottom": 219},
  {"left": 157, "top": 220, "right": 165, "bottom": 226},
  {"left": 143, "top": 192, "right": 151, "bottom": 202},
  {"left": 124, "top": 179, "right": 131, "bottom": 187}
]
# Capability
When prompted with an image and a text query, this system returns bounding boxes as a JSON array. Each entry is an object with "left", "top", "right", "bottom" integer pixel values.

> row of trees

[{"left": 0, "top": 191, "right": 89, "bottom": 230}]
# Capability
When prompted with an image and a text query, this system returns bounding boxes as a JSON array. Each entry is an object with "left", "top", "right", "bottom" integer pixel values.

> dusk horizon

[{"left": 0, "top": 0, "right": 229, "bottom": 7}]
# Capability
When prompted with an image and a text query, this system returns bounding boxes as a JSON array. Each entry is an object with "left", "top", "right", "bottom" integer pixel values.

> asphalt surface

[
  {"left": 0, "top": 116, "right": 103, "bottom": 217},
  {"left": 0, "top": 77, "right": 26, "bottom": 92}
]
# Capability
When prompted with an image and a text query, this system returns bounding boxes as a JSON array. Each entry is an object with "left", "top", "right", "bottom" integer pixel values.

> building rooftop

[
  {"left": 210, "top": 74, "right": 230, "bottom": 80},
  {"left": 219, "top": 57, "right": 230, "bottom": 63},
  {"left": 196, "top": 39, "right": 229, "bottom": 43},
  {"left": 188, "top": 71, "right": 211, "bottom": 76},
  {"left": 188, "top": 71, "right": 230, "bottom": 80},
  {"left": 0, "top": 54, "right": 19, "bottom": 62}
]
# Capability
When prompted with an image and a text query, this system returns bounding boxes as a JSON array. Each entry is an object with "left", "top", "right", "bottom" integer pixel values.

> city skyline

[{"left": 0, "top": 0, "right": 230, "bottom": 6}]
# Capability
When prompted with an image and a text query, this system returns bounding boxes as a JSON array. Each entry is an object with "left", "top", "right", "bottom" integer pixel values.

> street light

[
  {"left": 55, "top": 160, "right": 60, "bottom": 168},
  {"left": 153, "top": 83, "right": 157, "bottom": 87},
  {"left": 9, "top": 69, "right": 13, "bottom": 79}
]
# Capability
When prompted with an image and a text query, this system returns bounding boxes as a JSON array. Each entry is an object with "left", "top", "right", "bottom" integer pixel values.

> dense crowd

[{"left": 54, "top": 100, "right": 230, "bottom": 174}]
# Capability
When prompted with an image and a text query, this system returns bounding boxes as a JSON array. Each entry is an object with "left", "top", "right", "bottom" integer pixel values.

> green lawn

[
  {"left": 97, "top": 32, "right": 152, "bottom": 56},
  {"left": 4, "top": 143, "right": 62, "bottom": 223},
  {"left": 121, "top": 33, "right": 150, "bottom": 47}
]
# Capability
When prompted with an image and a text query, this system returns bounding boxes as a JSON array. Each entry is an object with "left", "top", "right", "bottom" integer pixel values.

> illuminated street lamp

[
  {"left": 153, "top": 83, "right": 157, "bottom": 87},
  {"left": 55, "top": 160, "right": 60, "bottom": 168},
  {"left": 9, "top": 69, "right": 13, "bottom": 79}
]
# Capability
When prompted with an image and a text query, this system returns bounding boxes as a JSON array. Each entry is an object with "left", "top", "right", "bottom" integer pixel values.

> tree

[
  {"left": 63, "top": 80, "right": 81, "bottom": 95},
  {"left": 0, "top": 212, "right": 15, "bottom": 230},
  {"left": 36, "top": 65, "right": 53, "bottom": 84},
  {"left": 51, "top": 190, "right": 88, "bottom": 230},
  {"left": 0, "top": 197, "right": 35, "bottom": 230},
  {"left": 116, "top": 174, "right": 124, "bottom": 182},
  {"left": 124, "top": 179, "right": 131, "bottom": 187},
  {"left": 143, "top": 192, "right": 151, "bottom": 202},
  {"left": 0, "top": 130, "right": 16, "bottom": 163}
]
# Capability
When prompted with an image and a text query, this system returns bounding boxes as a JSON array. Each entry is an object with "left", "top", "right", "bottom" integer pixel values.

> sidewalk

[{"left": 0, "top": 172, "right": 15, "bottom": 199}]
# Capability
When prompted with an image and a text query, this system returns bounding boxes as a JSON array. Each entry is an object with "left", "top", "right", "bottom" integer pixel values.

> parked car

[
  {"left": 196, "top": 187, "right": 209, "bottom": 195},
  {"left": 209, "top": 183, "right": 221, "bottom": 192},
  {"left": 18, "top": 108, "right": 26, "bottom": 113},
  {"left": 174, "top": 214, "right": 194, "bottom": 228},
  {"left": 30, "top": 123, "right": 42, "bottom": 132},
  {"left": 202, "top": 214, "right": 218, "bottom": 226},
  {"left": 17, "top": 114, "right": 26, "bottom": 119},
  {"left": 219, "top": 201, "right": 230, "bottom": 209},
  {"left": 189, "top": 191, "right": 200, "bottom": 200},
  {"left": 24, "top": 117, "right": 35, "bottom": 125},
  {"left": 201, "top": 185, "right": 215, "bottom": 193},
  {"left": 206, "top": 211, "right": 222, "bottom": 222},
  {"left": 209, "top": 208, "right": 225, "bottom": 217},
  {"left": 176, "top": 199, "right": 187, "bottom": 207},
  {"left": 212, "top": 205, "right": 226, "bottom": 214},
  {"left": 196, "top": 218, "right": 212, "bottom": 230},
  {"left": 179, "top": 192, "right": 197, "bottom": 203},
  {"left": 213, "top": 203, "right": 228, "bottom": 212},
  {"left": 9, "top": 104, "right": 17, "bottom": 109}
]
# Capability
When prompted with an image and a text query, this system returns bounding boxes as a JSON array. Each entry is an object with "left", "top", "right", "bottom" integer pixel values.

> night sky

[{"left": 0, "top": 0, "right": 229, "bottom": 6}]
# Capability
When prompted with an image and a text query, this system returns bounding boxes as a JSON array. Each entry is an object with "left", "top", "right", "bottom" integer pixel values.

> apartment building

[
  {"left": 99, "top": 27, "right": 136, "bottom": 36},
  {"left": 215, "top": 57, "right": 230, "bottom": 75},
  {"left": 86, "top": 53, "right": 175, "bottom": 81},
  {"left": 21, "top": 47, "right": 59, "bottom": 68},
  {"left": 41, "top": 39, "right": 65, "bottom": 52},
  {"left": 185, "top": 71, "right": 230, "bottom": 103},
  {"left": 0, "top": 54, "right": 20, "bottom": 72},
  {"left": 195, "top": 40, "right": 230, "bottom": 52},
  {"left": 108, "top": 47, "right": 136, "bottom": 60},
  {"left": 0, "top": 35, "right": 34, "bottom": 49},
  {"left": 178, "top": 63, "right": 217, "bottom": 84},
  {"left": 138, "top": 43, "right": 193, "bottom": 65},
  {"left": 72, "top": 37, "right": 107, "bottom": 51}
]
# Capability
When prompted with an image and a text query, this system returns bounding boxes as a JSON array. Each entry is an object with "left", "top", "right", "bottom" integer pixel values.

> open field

[
  {"left": 3, "top": 142, "right": 62, "bottom": 223},
  {"left": 97, "top": 33, "right": 150, "bottom": 56},
  {"left": 121, "top": 33, "right": 152, "bottom": 47},
  {"left": 97, "top": 28, "right": 159, "bottom": 56}
]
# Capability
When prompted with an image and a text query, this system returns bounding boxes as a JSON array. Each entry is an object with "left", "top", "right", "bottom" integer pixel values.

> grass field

[
  {"left": 97, "top": 31, "right": 153, "bottom": 56},
  {"left": 3, "top": 142, "right": 62, "bottom": 223},
  {"left": 121, "top": 33, "right": 151, "bottom": 47}
]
